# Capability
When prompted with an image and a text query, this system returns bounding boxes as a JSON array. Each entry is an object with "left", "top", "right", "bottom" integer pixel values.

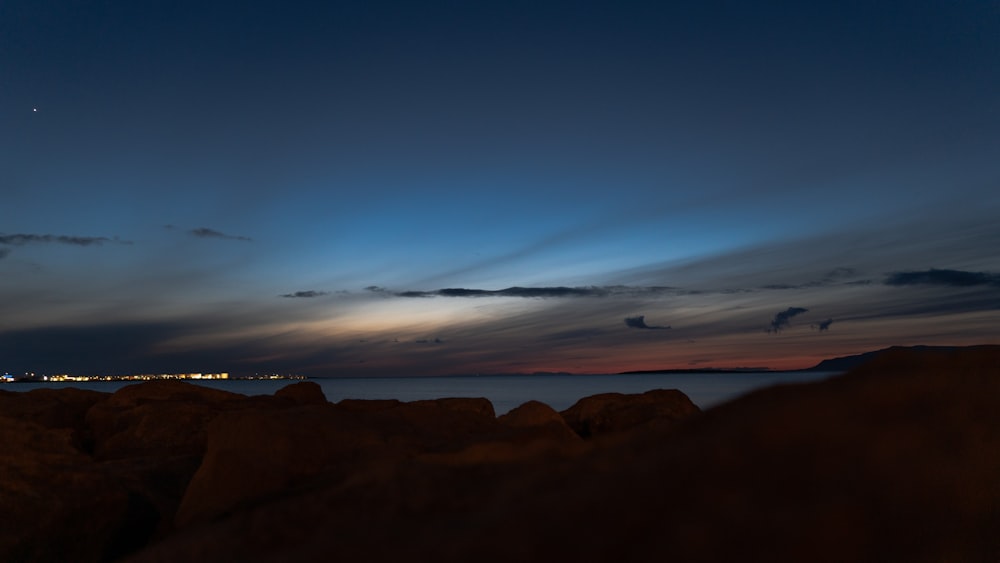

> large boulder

[
  {"left": 559, "top": 388, "right": 701, "bottom": 438},
  {"left": 274, "top": 381, "right": 327, "bottom": 405},
  {"left": 0, "top": 381, "right": 340, "bottom": 562},
  {"left": 422, "top": 400, "right": 586, "bottom": 466},
  {"left": 175, "top": 397, "right": 505, "bottom": 527},
  {"left": 498, "top": 399, "right": 582, "bottom": 443},
  {"left": 0, "top": 416, "right": 156, "bottom": 563},
  {"left": 0, "top": 387, "right": 108, "bottom": 430},
  {"left": 85, "top": 380, "right": 245, "bottom": 460}
]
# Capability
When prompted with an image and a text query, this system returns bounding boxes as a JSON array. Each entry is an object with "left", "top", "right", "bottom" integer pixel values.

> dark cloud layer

[
  {"left": 624, "top": 315, "right": 670, "bottom": 330},
  {"left": 189, "top": 228, "right": 252, "bottom": 242},
  {"left": 398, "top": 286, "right": 612, "bottom": 298},
  {"left": 281, "top": 291, "right": 329, "bottom": 298},
  {"left": 885, "top": 269, "right": 1000, "bottom": 288},
  {"left": 0, "top": 233, "right": 128, "bottom": 246},
  {"left": 393, "top": 285, "right": 687, "bottom": 299},
  {"left": 768, "top": 307, "right": 809, "bottom": 333},
  {"left": 0, "top": 323, "right": 193, "bottom": 375}
]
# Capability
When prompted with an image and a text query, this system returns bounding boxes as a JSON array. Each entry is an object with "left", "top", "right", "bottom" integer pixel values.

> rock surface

[
  {"left": 273, "top": 380, "right": 327, "bottom": 405},
  {"left": 5, "top": 346, "right": 1000, "bottom": 563},
  {"left": 559, "top": 388, "right": 701, "bottom": 438},
  {"left": 124, "top": 346, "right": 1000, "bottom": 563},
  {"left": 0, "top": 380, "right": 335, "bottom": 561}
]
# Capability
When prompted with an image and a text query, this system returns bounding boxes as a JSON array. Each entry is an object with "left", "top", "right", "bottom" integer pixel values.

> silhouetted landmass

[
  {"left": 2, "top": 345, "right": 1000, "bottom": 562},
  {"left": 805, "top": 344, "right": 967, "bottom": 371},
  {"left": 619, "top": 367, "right": 775, "bottom": 374},
  {"left": 625, "top": 344, "right": 988, "bottom": 374}
]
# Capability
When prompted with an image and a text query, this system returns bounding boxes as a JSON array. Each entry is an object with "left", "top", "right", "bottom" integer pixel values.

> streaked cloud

[
  {"left": 0, "top": 233, "right": 130, "bottom": 246},
  {"left": 624, "top": 315, "right": 670, "bottom": 330},
  {"left": 281, "top": 290, "right": 329, "bottom": 298},
  {"left": 189, "top": 228, "right": 253, "bottom": 242},
  {"left": 885, "top": 269, "right": 1000, "bottom": 288}
]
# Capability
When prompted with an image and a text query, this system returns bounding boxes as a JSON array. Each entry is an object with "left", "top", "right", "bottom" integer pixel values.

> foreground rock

[
  {"left": 175, "top": 396, "right": 505, "bottom": 527},
  {"left": 8, "top": 346, "right": 1000, "bottom": 563},
  {"left": 0, "top": 381, "right": 332, "bottom": 561},
  {"left": 5, "top": 381, "right": 682, "bottom": 562},
  {"left": 121, "top": 346, "right": 1000, "bottom": 563},
  {"left": 559, "top": 388, "right": 701, "bottom": 439}
]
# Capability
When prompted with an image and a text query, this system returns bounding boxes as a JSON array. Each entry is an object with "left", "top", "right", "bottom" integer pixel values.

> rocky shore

[{"left": 2, "top": 345, "right": 999, "bottom": 562}]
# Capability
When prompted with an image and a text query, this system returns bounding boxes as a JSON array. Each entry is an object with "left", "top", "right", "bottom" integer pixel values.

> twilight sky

[{"left": 2, "top": 0, "right": 999, "bottom": 376}]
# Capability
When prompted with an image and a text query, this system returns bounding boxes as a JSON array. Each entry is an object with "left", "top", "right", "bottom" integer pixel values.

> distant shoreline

[{"left": 618, "top": 368, "right": 779, "bottom": 375}]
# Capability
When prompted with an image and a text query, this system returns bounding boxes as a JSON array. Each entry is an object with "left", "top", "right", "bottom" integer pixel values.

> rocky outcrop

[
  {"left": 175, "top": 403, "right": 380, "bottom": 527},
  {"left": 0, "top": 387, "right": 107, "bottom": 432},
  {"left": 3, "top": 381, "right": 701, "bottom": 562},
  {"left": 84, "top": 380, "right": 245, "bottom": 460},
  {"left": 0, "top": 402, "right": 152, "bottom": 562},
  {"left": 499, "top": 399, "right": 582, "bottom": 443},
  {"left": 0, "top": 380, "right": 333, "bottom": 562},
  {"left": 559, "top": 388, "right": 701, "bottom": 438},
  {"left": 123, "top": 346, "right": 1000, "bottom": 563},
  {"left": 273, "top": 380, "right": 327, "bottom": 405},
  {"left": 176, "top": 396, "right": 508, "bottom": 526},
  {"left": 9, "top": 346, "right": 1000, "bottom": 563}
]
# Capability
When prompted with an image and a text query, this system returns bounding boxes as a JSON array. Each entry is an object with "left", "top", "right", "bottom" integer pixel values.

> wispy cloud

[
  {"left": 280, "top": 290, "right": 329, "bottom": 298},
  {"left": 885, "top": 268, "right": 1000, "bottom": 287},
  {"left": 189, "top": 227, "right": 252, "bottom": 242},
  {"left": 813, "top": 318, "right": 834, "bottom": 332},
  {"left": 0, "top": 233, "right": 130, "bottom": 246},
  {"left": 624, "top": 315, "right": 670, "bottom": 330},
  {"left": 768, "top": 307, "right": 808, "bottom": 333}
]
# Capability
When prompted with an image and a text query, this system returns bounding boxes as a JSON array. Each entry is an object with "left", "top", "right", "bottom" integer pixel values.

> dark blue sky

[{"left": 2, "top": 0, "right": 998, "bottom": 376}]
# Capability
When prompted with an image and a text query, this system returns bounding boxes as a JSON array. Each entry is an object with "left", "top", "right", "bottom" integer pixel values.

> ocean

[{"left": 6, "top": 371, "right": 840, "bottom": 414}]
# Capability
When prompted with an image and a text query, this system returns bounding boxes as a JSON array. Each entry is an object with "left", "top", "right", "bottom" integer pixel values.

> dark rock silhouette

[
  {"left": 85, "top": 380, "right": 244, "bottom": 460},
  {"left": 176, "top": 396, "right": 505, "bottom": 527},
  {"left": 0, "top": 380, "right": 334, "bottom": 560},
  {"left": 0, "top": 386, "right": 106, "bottom": 432},
  {"left": 805, "top": 344, "right": 979, "bottom": 372},
  {"left": 559, "top": 388, "right": 701, "bottom": 438},
  {"left": 123, "top": 345, "right": 1000, "bottom": 563},
  {"left": 499, "top": 399, "right": 578, "bottom": 442},
  {"left": 273, "top": 380, "right": 327, "bottom": 405}
]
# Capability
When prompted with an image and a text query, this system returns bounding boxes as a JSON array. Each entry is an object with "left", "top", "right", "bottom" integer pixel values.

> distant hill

[
  {"left": 619, "top": 367, "right": 775, "bottom": 375},
  {"left": 806, "top": 345, "right": 977, "bottom": 372},
  {"left": 617, "top": 345, "right": 1000, "bottom": 375}
]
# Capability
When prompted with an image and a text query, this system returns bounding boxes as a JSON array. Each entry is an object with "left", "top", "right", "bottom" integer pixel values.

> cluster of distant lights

[
  {"left": 1, "top": 372, "right": 306, "bottom": 382},
  {"left": 2, "top": 372, "right": 34, "bottom": 381},
  {"left": 2, "top": 372, "right": 230, "bottom": 382}
]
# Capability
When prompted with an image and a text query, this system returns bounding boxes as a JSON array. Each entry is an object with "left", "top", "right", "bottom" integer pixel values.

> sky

[{"left": 2, "top": 0, "right": 999, "bottom": 376}]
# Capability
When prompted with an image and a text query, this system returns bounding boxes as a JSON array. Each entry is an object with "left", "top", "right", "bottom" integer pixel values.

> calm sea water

[{"left": 6, "top": 371, "right": 839, "bottom": 414}]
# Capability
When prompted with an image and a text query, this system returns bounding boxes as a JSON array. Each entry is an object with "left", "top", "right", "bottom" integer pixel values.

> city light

[{"left": 0, "top": 371, "right": 307, "bottom": 383}]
